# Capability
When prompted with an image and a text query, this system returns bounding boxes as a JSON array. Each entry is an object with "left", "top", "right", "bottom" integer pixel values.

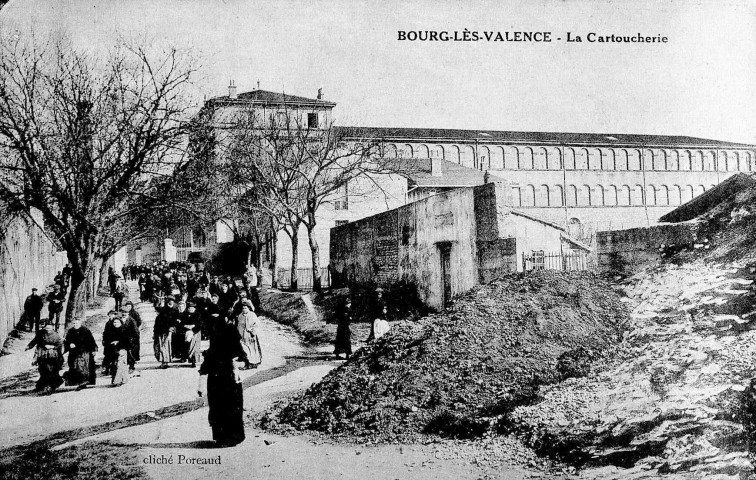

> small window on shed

[{"left": 308, "top": 112, "right": 318, "bottom": 128}]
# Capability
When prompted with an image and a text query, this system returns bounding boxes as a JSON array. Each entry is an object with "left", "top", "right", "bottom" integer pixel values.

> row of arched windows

[
  {"left": 512, "top": 183, "right": 716, "bottom": 207},
  {"left": 380, "top": 142, "right": 756, "bottom": 173}
]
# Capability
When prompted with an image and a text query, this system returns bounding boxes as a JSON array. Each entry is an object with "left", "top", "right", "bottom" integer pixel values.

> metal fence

[
  {"left": 276, "top": 267, "right": 331, "bottom": 290},
  {"left": 523, "top": 251, "right": 589, "bottom": 272}
]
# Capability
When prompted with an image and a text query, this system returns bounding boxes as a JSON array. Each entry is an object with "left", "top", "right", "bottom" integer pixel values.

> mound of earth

[
  {"left": 660, "top": 173, "right": 756, "bottom": 263},
  {"left": 262, "top": 271, "right": 628, "bottom": 443}
]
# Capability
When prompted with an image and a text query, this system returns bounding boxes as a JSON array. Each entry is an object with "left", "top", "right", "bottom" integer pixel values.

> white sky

[{"left": 2, "top": 0, "right": 755, "bottom": 144}]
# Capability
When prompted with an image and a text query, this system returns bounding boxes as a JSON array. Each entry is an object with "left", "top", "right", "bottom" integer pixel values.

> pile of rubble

[
  {"left": 510, "top": 261, "right": 756, "bottom": 477},
  {"left": 262, "top": 271, "right": 628, "bottom": 444}
]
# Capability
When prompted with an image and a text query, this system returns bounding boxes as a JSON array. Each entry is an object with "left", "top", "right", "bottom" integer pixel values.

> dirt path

[
  {"left": 0, "top": 283, "right": 538, "bottom": 479},
  {"left": 0, "top": 282, "right": 307, "bottom": 447}
]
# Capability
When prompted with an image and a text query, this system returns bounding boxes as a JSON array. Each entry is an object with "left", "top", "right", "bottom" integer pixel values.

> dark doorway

[{"left": 439, "top": 243, "right": 452, "bottom": 307}]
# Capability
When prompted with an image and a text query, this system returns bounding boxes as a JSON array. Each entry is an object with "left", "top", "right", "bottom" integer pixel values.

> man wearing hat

[
  {"left": 47, "top": 284, "right": 66, "bottom": 331},
  {"left": 23, "top": 288, "right": 44, "bottom": 332}
]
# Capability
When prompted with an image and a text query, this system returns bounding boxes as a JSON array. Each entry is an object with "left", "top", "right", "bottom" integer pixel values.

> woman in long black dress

[
  {"left": 63, "top": 318, "right": 98, "bottom": 388},
  {"left": 333, "top": 299, "right": 353, "bottom": 360},
  {"left": 26, "top": 321, "right": 64, "bottom": 393},
  {"left": 197, "top": 316, "right": 247, "bottom": 447}
]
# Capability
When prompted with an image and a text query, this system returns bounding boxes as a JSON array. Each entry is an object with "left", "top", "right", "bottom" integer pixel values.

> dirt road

[{"left": 0, "top": 284, "right": 536, "bottom": 479}]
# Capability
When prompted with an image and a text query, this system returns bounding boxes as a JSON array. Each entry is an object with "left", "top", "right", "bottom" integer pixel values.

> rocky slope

[{"left": 511, "top": 261, "right": 756, "bottom": 478}]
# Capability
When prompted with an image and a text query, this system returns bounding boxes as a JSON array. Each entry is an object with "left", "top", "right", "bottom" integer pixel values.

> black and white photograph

[{"left": 0, "top": 0, "right": 755, "bottom": 478}]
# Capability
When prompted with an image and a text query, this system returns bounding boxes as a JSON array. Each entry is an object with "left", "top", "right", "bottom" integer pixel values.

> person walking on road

[
  {"left": 106, "top": 315, "right": 131, "bottom": 386},
  {"left": 153, "top": 297, "right": 179, "bottom": 369},
  {"left": 234, "top": 300, "right": 262, "bottom": 369},
  {"left": 23, "top": 288, "right": 44, "bottom": 333},
  {"left": 113, "top": 275, "right": 126, "bottom": 311},
  {"left": 26, "top": 321, "right": 64, "bottom": 393},
  {"left": 334, "top": 299, "right": 353, "bottom": 360},
  {"left": 47, "top": 284, "right": 66, "bottom": 331},
  {"left": 197, "top": 313, "right": 248, "bottom": 447},
  {"left": 63, "top": 318, "right": 97, "bottom": 389}
]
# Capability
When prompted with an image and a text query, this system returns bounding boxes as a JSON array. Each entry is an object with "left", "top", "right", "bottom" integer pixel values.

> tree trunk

[
  {"left": 307, "top": 224, "right": 322, "bottom": 293},
  {"left": 270, "top": 220, "right": 278, "bottom": 288},
  {"left": 65, "top": 269, "right": 89, "bottom": 325},
  {"left": 290, "top": 227, "right": 299, "bottom": 291},
  {"left": 97, "top": 257, "right": 108, "bottom": 293}
]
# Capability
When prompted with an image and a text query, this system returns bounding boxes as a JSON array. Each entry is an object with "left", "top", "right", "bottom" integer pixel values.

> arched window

[
  {"left": 593, "top": 185, "right": 605, "bottom": 206},
  {"left": 384, "top": 143, "right": 398, "bottom": 158},
  {"left": 616, "top": 149, "right": 628, "bottom": 170},
  {"left": 619, "top": 185, "right": 631, "bottom": 206},
  {"left": 578, "top": 184, "right": 591, "bottom": 206},
  {"left": 727, "top": 151, "right": 737, "bottom": 171},
  {"left": 536, "top": 184, "right": 549, "bottom": 206},
  {"left": 575, "top": 148, "right": 589, "bottom": 169},
  {"left": 643, "top": 150, "right": 653, "bottom": 170},
  {"left": 653, "top": 150, "right": 666, "bottom": 170},
  {"left": 696, "top": 185, "right": 706, "bottom": 196},
  {"left": 447, "top": 145, "right": 461, "bottom": 164},
  {"left": 601, "top": 149, "right": 615, "bottom": 170},
  {"left": 503, "top": 146, "right": 518, "bottom": 169},
  {"left": 521, "top": 184, "right": 536, "bottom": 206},
  {"left": 692, "top": 150, "right": 703, "bottom": 170},
  {"left": 489, "top": 146, "right": 503, "bottom": 169},
  {"left": 646, "top": 185, "right": 657, "bottom": 206},
  {"left": 628, "top": 149, "right": 641, "bottom": 170},
  {"left": 416, "top": 144, "right": 430, "bottom": 159},
  {"left": 402, "top": 144, "right": 414, "bottom": 158},
  {"left": 431, "top": 145, "right": 445, "bottom": 159},
  {"left": 703, "top": 151, "right": 715, "bottom": 170},
  {"left": 519, "top": 147, "right": 534, "bottom": 169},
  {"left": 606, "top": 185, "right": 618, "bottom": 206},
  {"left": 546, "top": 147, "right": 562, "bottom": 170},
  {"left": 588, "top": 148, "right": 601, "bottom": 170},
  {"left": 533, "top": 147, "right": 547, "bottom": 169},
  {"left": 566, "top": 185, "right": 578, "bottom": 206},
  {"left": 550, "top": 185, "right": 564, "bottom": 206},
  {"left": 682, "top": 185, "right": 694, "bottom": 203},
  {"left": 657, "top": 185, "right": 669, "bottom": 206},
  {"left": 478, "top": 146, "right": 491, "bottom": 170},
  {"left": 667, "top": 150, "right": 679, "bottom": 170},
  {"left": 564, "top": 148, "right": 576, "bottom": 170},
  {"left": 460, "top": 145, "right": 475, "bottom": 168},
  {"left": 679, "top": 150, "right": 691, "bottom": 171},
  {"left": 671, "top": 185, "right": 682, "bottom": 205},
  {"left": 631, "top": 185, "right": 644, "bottom": 205}
]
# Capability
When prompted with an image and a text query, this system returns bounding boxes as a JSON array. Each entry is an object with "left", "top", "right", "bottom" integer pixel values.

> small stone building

[{"left": 330, "top": 181, "right": 588, "bottom": 310}]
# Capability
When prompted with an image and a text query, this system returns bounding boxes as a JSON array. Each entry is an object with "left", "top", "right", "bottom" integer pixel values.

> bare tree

[
  {"left": 223, "top": 105, "right": 413, "bottom": 292},
  {"left": 0, "top": 33, "right": 199, "bottom": 324}
]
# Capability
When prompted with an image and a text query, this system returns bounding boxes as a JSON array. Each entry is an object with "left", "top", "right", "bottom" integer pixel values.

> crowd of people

[
  {"left": 24, "top": 260, "right": 263, "bottom": 446},
  {"left": 22, "top": 259, "right": 392, "bottom": 448}
]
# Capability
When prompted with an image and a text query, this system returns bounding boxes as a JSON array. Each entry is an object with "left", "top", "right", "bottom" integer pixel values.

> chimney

[
  {"left": 228, "top": 80, "right": 237, "bottom": 99},
  {"left": 317, "top": 88, "right": 323, "bottom": 100},
  {"left": 431, "top": 157, "right": 443, "bottom": 177}
]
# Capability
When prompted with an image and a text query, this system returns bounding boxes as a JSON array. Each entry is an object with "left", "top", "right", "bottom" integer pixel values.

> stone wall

[
  {"left": 329, "top": 182, "right": 570, "bottom": 310},
  {"left": 596, "top": 223, "right": 700, "bottom": 274},
  {"left": 0, "top": 211, "right": 67, "bottom": 346}
]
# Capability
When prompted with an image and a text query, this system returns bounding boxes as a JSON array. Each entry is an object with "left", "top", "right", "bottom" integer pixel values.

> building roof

[
  {"left": 400, "top": 158, "right": 504, "bottom": 188},
  {"left": 208, "top": 89, "right": 337, "bottom": 108},
  {"left": 336, "top": 126, "right": 755, "bottom": 149}
]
